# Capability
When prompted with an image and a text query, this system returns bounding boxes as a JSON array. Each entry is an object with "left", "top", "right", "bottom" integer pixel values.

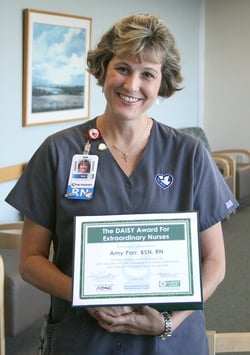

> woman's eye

[
  {"left": 143, "top": 72, "right": 154, "bottom": 80},
  {"left": 117, "top": 66, "right": 129, "bottom": 74}
]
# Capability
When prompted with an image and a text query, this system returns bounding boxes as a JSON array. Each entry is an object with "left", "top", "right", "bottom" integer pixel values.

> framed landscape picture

[{"left": 23, "top": 9, "right": 92, "bottom": 126}]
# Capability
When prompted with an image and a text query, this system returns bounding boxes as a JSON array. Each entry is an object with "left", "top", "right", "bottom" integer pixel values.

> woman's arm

[
  {"left": 200, "top": 221, "right": 226, "bottom": 300},
  {"left": 19, "top": 216, "right": 72, "bottom": 302}
]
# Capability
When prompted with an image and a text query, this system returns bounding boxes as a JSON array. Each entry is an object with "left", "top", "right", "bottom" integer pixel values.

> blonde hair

[{"left": 87, "top": 14, "right": 183, "bottom": 98}]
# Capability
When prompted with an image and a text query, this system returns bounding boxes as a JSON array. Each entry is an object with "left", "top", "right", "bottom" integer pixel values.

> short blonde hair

[{"left": 87, "top": 14, "right": 183, "bottom": 98}]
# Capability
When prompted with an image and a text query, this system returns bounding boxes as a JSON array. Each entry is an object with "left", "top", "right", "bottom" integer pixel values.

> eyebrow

[{"left": 115, "top": 60, "right": 160, "bottom": 73}]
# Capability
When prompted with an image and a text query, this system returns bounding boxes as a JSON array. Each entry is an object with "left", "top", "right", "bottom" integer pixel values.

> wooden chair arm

[
  {"left": 214, "top": 149, "right": 250, "bottom": 163},
  {"left": 212, "top": 153, "right": 236, "bottom": 197},
  {"left": 207, "top": 330, "right": 250, "bottom": 354},
  {"left": 212, "top": 153, "right": 236, "bottom": 176},
  {"left": 212, "top": 156, "right": 230, "bottom": 177},
  {"left": 216, "top": 332, "right": 250, "bottom": 352}
]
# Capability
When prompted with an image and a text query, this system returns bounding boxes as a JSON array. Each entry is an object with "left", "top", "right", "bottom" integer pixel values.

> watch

[{"left": 159, "top": 311, "right": 172, "bottom": 339}]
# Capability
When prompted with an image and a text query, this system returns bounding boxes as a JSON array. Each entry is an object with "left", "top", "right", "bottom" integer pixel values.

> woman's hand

[
  {"left": 88, "top": 306, "right": 165, "bottom": 336},
  {"left": 87, "top": 306, "right": 135, "bottom": 318}
]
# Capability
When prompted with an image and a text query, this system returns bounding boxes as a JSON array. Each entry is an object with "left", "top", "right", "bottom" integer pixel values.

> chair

[
  {"left": 0, "top": 163, "right": 50, "bottom": 336},
  {"left": 213, "top": 149, "right": 250, "bottom": 200},
  {"left": 207, "top": 330, "right": 250, "bottom": 354},
  {"left": 0, "top": 255, "right": 5, "bottom": 355},
  {"left": 178, "top": 127, "right": 237, "bottom": 198},
  {"left": 0, "top": 222, "right": 23, "bottom": 249}
]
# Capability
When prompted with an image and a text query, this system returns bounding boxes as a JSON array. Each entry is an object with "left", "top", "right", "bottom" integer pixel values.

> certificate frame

[
  {"left": 72, "top": 212, "right": 203, "bottom": 311},
  {"left": 23, "top": 9, "right": 91, "bottom": 126}
]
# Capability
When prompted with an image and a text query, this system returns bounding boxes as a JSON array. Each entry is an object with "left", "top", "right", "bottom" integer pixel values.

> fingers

[
  {"left": 98, "top": 313, "right": 141, "bottom": 335},
  {"left": 87, "top": 305, "right": 163, "bottom": 336},
  {"left": 97, "top": 308, "right": 153, "bottom": 336},
  {"left": 87, "top": 306, "right": 134, "bottom": 318}
]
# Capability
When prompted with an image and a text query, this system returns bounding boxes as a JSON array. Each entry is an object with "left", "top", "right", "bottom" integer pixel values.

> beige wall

[{"left": 204, "top": 0, "right": 250, "bottom": 150}]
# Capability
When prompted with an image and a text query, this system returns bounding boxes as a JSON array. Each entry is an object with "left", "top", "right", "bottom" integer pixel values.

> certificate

[{"left": 72, "top": 212, "right": 203, "bottom": 311}]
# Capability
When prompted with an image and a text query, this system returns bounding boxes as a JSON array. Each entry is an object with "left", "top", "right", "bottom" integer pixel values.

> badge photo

[{"left": 65, "top": 154, "right": 99, "bottom": 200}]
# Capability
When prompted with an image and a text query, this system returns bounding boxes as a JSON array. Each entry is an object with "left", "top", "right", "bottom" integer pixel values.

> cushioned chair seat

[
  {"left": 236, "top": 163, "right": 250, "bottom": 199},
  {"left": 1, "top": 249, "right": 50, "bottom": 336},
  {"left": 0, "top": 166, "right": 50, "bottom": 337}
]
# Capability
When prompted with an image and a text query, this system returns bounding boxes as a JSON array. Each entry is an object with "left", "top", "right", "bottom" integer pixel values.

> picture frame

[
  {"left": 23, "top": 9, "right": 92, "bottom": 126},
  {"left": 73, "top": 212, "right": 203, "bottom": 311}
]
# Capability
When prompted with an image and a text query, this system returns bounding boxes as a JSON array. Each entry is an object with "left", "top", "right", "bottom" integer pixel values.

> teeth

[{"left": 120, "top": 95, "right": 139, "bottom": 103}]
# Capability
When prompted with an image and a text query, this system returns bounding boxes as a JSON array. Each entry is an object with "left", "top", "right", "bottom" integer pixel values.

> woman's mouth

[{"left": 119, "top": 94, "right": 141, "bottom": 103}]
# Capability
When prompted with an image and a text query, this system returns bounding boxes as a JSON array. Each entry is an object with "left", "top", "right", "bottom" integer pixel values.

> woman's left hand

[{"left": 88, "top": 305, "right": 164, "bottom": 336}]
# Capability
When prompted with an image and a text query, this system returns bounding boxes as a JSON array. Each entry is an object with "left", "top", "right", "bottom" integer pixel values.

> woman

[{"left": 6, "top": 14, "right": 238, "bottom": 354}]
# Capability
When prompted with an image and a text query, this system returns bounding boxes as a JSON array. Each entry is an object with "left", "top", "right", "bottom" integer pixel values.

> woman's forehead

[{"left": 114, "top": 51, "right": 163, "bottom": 65}]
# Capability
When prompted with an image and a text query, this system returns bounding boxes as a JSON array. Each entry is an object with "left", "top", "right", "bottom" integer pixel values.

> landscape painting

[{"left": 23, "top": 9, "right": 91, "bottom": 126}]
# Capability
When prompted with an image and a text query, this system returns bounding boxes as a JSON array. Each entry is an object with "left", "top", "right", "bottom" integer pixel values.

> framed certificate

[{"left": 72, "top": 212, "right": 203, "bottom": 311}]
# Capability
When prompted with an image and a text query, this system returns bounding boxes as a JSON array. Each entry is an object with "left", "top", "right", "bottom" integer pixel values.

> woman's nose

[{"left": 123, "top": 74, "right": 140, "bottom": 92}]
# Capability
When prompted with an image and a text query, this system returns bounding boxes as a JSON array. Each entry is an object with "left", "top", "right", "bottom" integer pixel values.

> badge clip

[{"left": 83, "top": 128, "right": 102, "bottom": 155}]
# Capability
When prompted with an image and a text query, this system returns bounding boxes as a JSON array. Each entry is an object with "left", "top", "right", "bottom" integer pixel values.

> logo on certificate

[{"left": 159, "top": 280, "right": 181, "bottom": 289}]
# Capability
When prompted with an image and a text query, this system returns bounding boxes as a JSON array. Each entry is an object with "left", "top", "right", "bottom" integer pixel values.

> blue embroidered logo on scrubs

[{"left": 155, "top": 174, "right": 173, "bottom": 190}]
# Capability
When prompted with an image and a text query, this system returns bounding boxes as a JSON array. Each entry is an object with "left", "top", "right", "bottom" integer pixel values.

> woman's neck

[
  {"left": 97, "top": 113, "right": 150, "bottom": 144},
  {"left": 96, "top": 114, "right": 153, "bottom": 176}
]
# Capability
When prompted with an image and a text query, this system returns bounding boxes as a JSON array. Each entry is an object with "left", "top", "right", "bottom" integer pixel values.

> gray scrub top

[{"left": 6, "top": 118, "right": 238, "bottom": 355}]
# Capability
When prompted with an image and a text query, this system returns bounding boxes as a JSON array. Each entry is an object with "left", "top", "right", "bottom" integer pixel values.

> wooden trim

[{"left": 0, "top": 163, "right": 26, "bottom": 183}]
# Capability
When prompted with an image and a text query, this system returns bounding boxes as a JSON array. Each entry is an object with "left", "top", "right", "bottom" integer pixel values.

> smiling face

[
  {"left": 78, "top": 160, "right": 90, "bottom": 173},
  {"left": 103, "top": 55, "right": 162, "bottom": 122}
]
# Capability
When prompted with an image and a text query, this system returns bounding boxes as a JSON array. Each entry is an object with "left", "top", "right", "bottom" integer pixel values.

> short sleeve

[
  {"left": 6, "top": 136, "right": 58, "bottom": 229},
  {"left": 192, "top": 141, "right": 238, "bottom": 230}
]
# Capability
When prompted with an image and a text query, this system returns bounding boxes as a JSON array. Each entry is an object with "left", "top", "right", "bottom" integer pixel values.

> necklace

[{"left": 109, "top": 119, "right": 150, "bottom": 162}]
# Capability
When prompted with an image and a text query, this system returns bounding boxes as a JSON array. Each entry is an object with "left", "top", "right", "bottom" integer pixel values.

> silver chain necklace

[{"left": 106, "top": 119, "right": 150, "bottom": 162}]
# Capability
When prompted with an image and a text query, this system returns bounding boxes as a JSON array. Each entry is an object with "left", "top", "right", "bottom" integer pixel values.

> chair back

[
  {"left": 179, "top": 127, "right": 211, "bottom": 152},
  {"left": 207, "top": 330, "right": 250, "bottom": 354}
]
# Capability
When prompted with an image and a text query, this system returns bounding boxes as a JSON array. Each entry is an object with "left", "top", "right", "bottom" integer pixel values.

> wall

[
  {"left": 0, "top": 0, "right": 203, "bottom": 222},
  {"left": 204, "top": 0, "right": 250, "bottom": 150}
]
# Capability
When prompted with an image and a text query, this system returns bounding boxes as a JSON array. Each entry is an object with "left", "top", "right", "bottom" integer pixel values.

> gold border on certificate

[{"left": 72, "top": 212, "right": 203, "bottom": 311}]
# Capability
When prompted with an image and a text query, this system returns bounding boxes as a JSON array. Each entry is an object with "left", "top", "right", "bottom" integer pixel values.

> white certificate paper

[{"left": 72, "top": 212, "right": 203, "bottom": 311}]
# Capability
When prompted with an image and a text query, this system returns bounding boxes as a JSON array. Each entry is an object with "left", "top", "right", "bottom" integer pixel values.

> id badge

[{"left": 65, "top": 154, "right": 99, "bottom": 200}]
